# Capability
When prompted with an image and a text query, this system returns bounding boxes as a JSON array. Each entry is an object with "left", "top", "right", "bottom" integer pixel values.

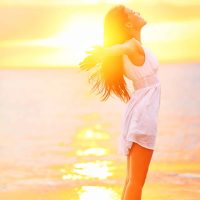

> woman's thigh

[
  {"left": 125, "top": 154, "right": 130, "bottom": 181},
  {"left": 127, "top": 142, "right": 154, "bottom": 186}
]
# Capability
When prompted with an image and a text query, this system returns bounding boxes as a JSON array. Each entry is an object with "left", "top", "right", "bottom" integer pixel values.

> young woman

[{"left": 79, "top": 4, "right": 161, "bottom": 200}]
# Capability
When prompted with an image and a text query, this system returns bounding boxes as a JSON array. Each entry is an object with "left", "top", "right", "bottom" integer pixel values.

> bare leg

[
  {"left": 123, "top": 143, "right": 154, "bottom": 200},
  {"left": 121, "top": 155, "right": 130, "bottom": 200}
]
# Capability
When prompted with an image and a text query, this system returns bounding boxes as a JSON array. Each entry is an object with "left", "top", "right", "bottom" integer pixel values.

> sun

[
  {"left": 49, "top": 14, "right": 104, "bottom": 65},
  {"left": 16, "top": 13, "right": 104, "bottom": 66}
]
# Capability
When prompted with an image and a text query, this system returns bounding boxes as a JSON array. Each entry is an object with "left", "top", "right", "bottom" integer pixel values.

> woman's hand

[
  {"left": 86, "top": 45, "right": 105, "bottom": 62},
  {"left": 79, "top": 45, "right": 105, "bottom": 71}
]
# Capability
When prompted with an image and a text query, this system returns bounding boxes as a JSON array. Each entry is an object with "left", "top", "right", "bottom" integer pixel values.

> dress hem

[{"left": 118, "top": 134, "right": 156, "bottom": 156}]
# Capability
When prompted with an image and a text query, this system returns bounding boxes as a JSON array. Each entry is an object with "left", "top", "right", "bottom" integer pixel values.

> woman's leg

[
  {"left": 123, "top": 143, "right": 154, "bottom": 200},
  {"left": 121, "top": 155, "right": 130, "bottom": 200}
]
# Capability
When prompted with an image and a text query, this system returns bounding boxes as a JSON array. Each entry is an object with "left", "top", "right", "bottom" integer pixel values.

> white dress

[{"left": 118, "top": 46, "right": 161, "bottom": 156}]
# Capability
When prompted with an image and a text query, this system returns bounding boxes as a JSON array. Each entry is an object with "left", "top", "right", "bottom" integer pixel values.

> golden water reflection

[
  {"left": 61, "top": 160, "right": 113, "bottom": 180},
  {"left": 76, "top": 147, "right": 107, "bottom": 156},
  {"left": 72, "top": 124, "right": 111, "bottom": 155},
  {"left": 78, "top": 186, "right": 119, "bottom": 200},
  {"left": 77, "top": 127, "right": 110, "bottom": 140}
]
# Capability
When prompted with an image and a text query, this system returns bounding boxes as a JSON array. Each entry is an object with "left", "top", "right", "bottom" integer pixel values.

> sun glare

[
  {"left": 2, "top": 14, "right": 104, "bottom": 67},
  {"left": 51, "top": 14, "right": 103, "bottom": 65},
  {"left": 1, "top": 1, "right": 199, "bottom": 68},
  {"left": 78, "top": 186, "right": 119, "bottom": 200}
]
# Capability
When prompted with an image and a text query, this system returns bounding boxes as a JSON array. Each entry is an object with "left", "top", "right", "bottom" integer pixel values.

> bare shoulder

[
  {"left": 123, "top": 38, "right": 140, "bottom": 52},
  {"left": 123, "top": 38, "right": 145, "bottom": 67}
]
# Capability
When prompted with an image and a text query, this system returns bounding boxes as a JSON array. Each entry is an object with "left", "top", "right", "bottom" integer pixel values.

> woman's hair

[{"left": 80, "top": 4, "right": 134, "bottom": 103}]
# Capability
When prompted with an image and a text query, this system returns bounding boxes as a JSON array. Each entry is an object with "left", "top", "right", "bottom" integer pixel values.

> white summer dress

[{"left": 118, "top": 46, "right": 161, "bottom": 156}]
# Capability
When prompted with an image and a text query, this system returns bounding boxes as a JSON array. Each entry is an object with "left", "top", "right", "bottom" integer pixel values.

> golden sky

[{"left": 0, "top": 0, "right": 200, "bottom": 68}]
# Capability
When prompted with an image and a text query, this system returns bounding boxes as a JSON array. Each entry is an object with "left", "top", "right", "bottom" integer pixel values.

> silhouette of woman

[{"left": 79, "top": 4, "right": 161, "bottom": 200}]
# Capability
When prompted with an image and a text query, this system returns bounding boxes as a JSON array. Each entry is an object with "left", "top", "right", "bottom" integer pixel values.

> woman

[{"left": 79, "top": 4, "right": 161, "bottom": 200}]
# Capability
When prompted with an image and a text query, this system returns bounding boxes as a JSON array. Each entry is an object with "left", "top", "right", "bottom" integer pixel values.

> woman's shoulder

[
  {"left": 124, "top": 38, "right": 143, "bottom": 52},
  {"left": 123, "top": 39, "right": 146, "bottom": 67}
]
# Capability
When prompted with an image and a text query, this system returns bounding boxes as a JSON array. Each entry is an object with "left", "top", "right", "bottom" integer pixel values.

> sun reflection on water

[
  {"left": 76, "top": 147, "right": 107, "bottom": 156},
  {"left": 77, "top": 128, "right": 110, "bottom": 140},
  {"left": 61, "top": 160, "right": 113, "bottom": 180},
  {"left": 78, "top": 186, "right": 119, "bottom": 200},
  {"left": 73, "top": 161, "right": 113, "bottom": 179}
]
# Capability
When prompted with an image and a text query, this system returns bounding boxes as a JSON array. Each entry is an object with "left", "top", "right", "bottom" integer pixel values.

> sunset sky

[{"left": 0, "top": 0, "right": 200, "bottom": 68}]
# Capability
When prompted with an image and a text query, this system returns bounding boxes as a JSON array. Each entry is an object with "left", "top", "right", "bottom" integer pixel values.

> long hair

[{"left": 79, "top": 5, "right": 134, "bottom": 103}]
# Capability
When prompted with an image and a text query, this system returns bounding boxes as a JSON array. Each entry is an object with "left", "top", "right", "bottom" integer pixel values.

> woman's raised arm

[
  {"left": 79, "top": 38, "right": 139, "bottom": 71},
  {"left": 88, "top": 38, "right": 138, "bottom": 58}
]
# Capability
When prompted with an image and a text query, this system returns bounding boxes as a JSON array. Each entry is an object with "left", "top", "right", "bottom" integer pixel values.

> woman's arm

[
  {"left": 86, "top": 38, "right": 139, "bottom": 59},
  {"left": 103, "top": 44, "right": 126, "bottom": 57},
  {"left": 79, "top": 38, "right": 139, "bottom": 71},
  {"left": 103, "top": 38, "right": 138, "bottom": 57}
]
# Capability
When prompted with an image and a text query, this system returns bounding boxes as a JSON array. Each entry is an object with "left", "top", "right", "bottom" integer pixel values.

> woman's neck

[{"left": 131, "top": 30, "right": 142, "bottom": 44}]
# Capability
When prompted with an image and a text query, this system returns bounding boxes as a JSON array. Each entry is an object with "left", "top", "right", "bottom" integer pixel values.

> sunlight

[
  {"left": 76, "top": 147, "right": 107, "bottom": 156},
  {"left": 51, "top": 14, "right": 103, "bottom": 64},
  {"left": 1, "top": 0, "right": 200, "bottom": 67},
  {"left": 62, "top": 173, "right": 83, "bottom": 181},
  {"left": 77, "top": 128, "right": 110, "bottom": 140},
  {"left": 73, "top": 161, "right": 113, "bottom": 179},
  {"left": 78, "top": 186, "right": 119, "bottom": 200},
  {"left": 4, "top": 19, "right": 100, "bottom": 49},
  {"left": 2, "top": 14, "right": 104, "bottom": 66},
  {"left": 61, "top": 161, "right": 113, "bottom": 180},
  {"left": 143, "top": 21, "right": 200, "bottom": 42}
]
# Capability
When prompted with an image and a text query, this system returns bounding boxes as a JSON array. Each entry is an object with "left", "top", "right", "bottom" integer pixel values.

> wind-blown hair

[{"left": 79, "top": 4, "right": 134, "bottom": 103}]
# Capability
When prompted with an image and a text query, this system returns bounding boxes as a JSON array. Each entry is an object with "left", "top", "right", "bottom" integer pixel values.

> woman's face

[{"left": 125, "top": 8, "right": 147, "bottom": 31}]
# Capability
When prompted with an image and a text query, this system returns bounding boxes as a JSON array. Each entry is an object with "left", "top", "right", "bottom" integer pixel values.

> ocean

[{"left": 0, "top": 63, "right": 200, "bottom": 200}]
